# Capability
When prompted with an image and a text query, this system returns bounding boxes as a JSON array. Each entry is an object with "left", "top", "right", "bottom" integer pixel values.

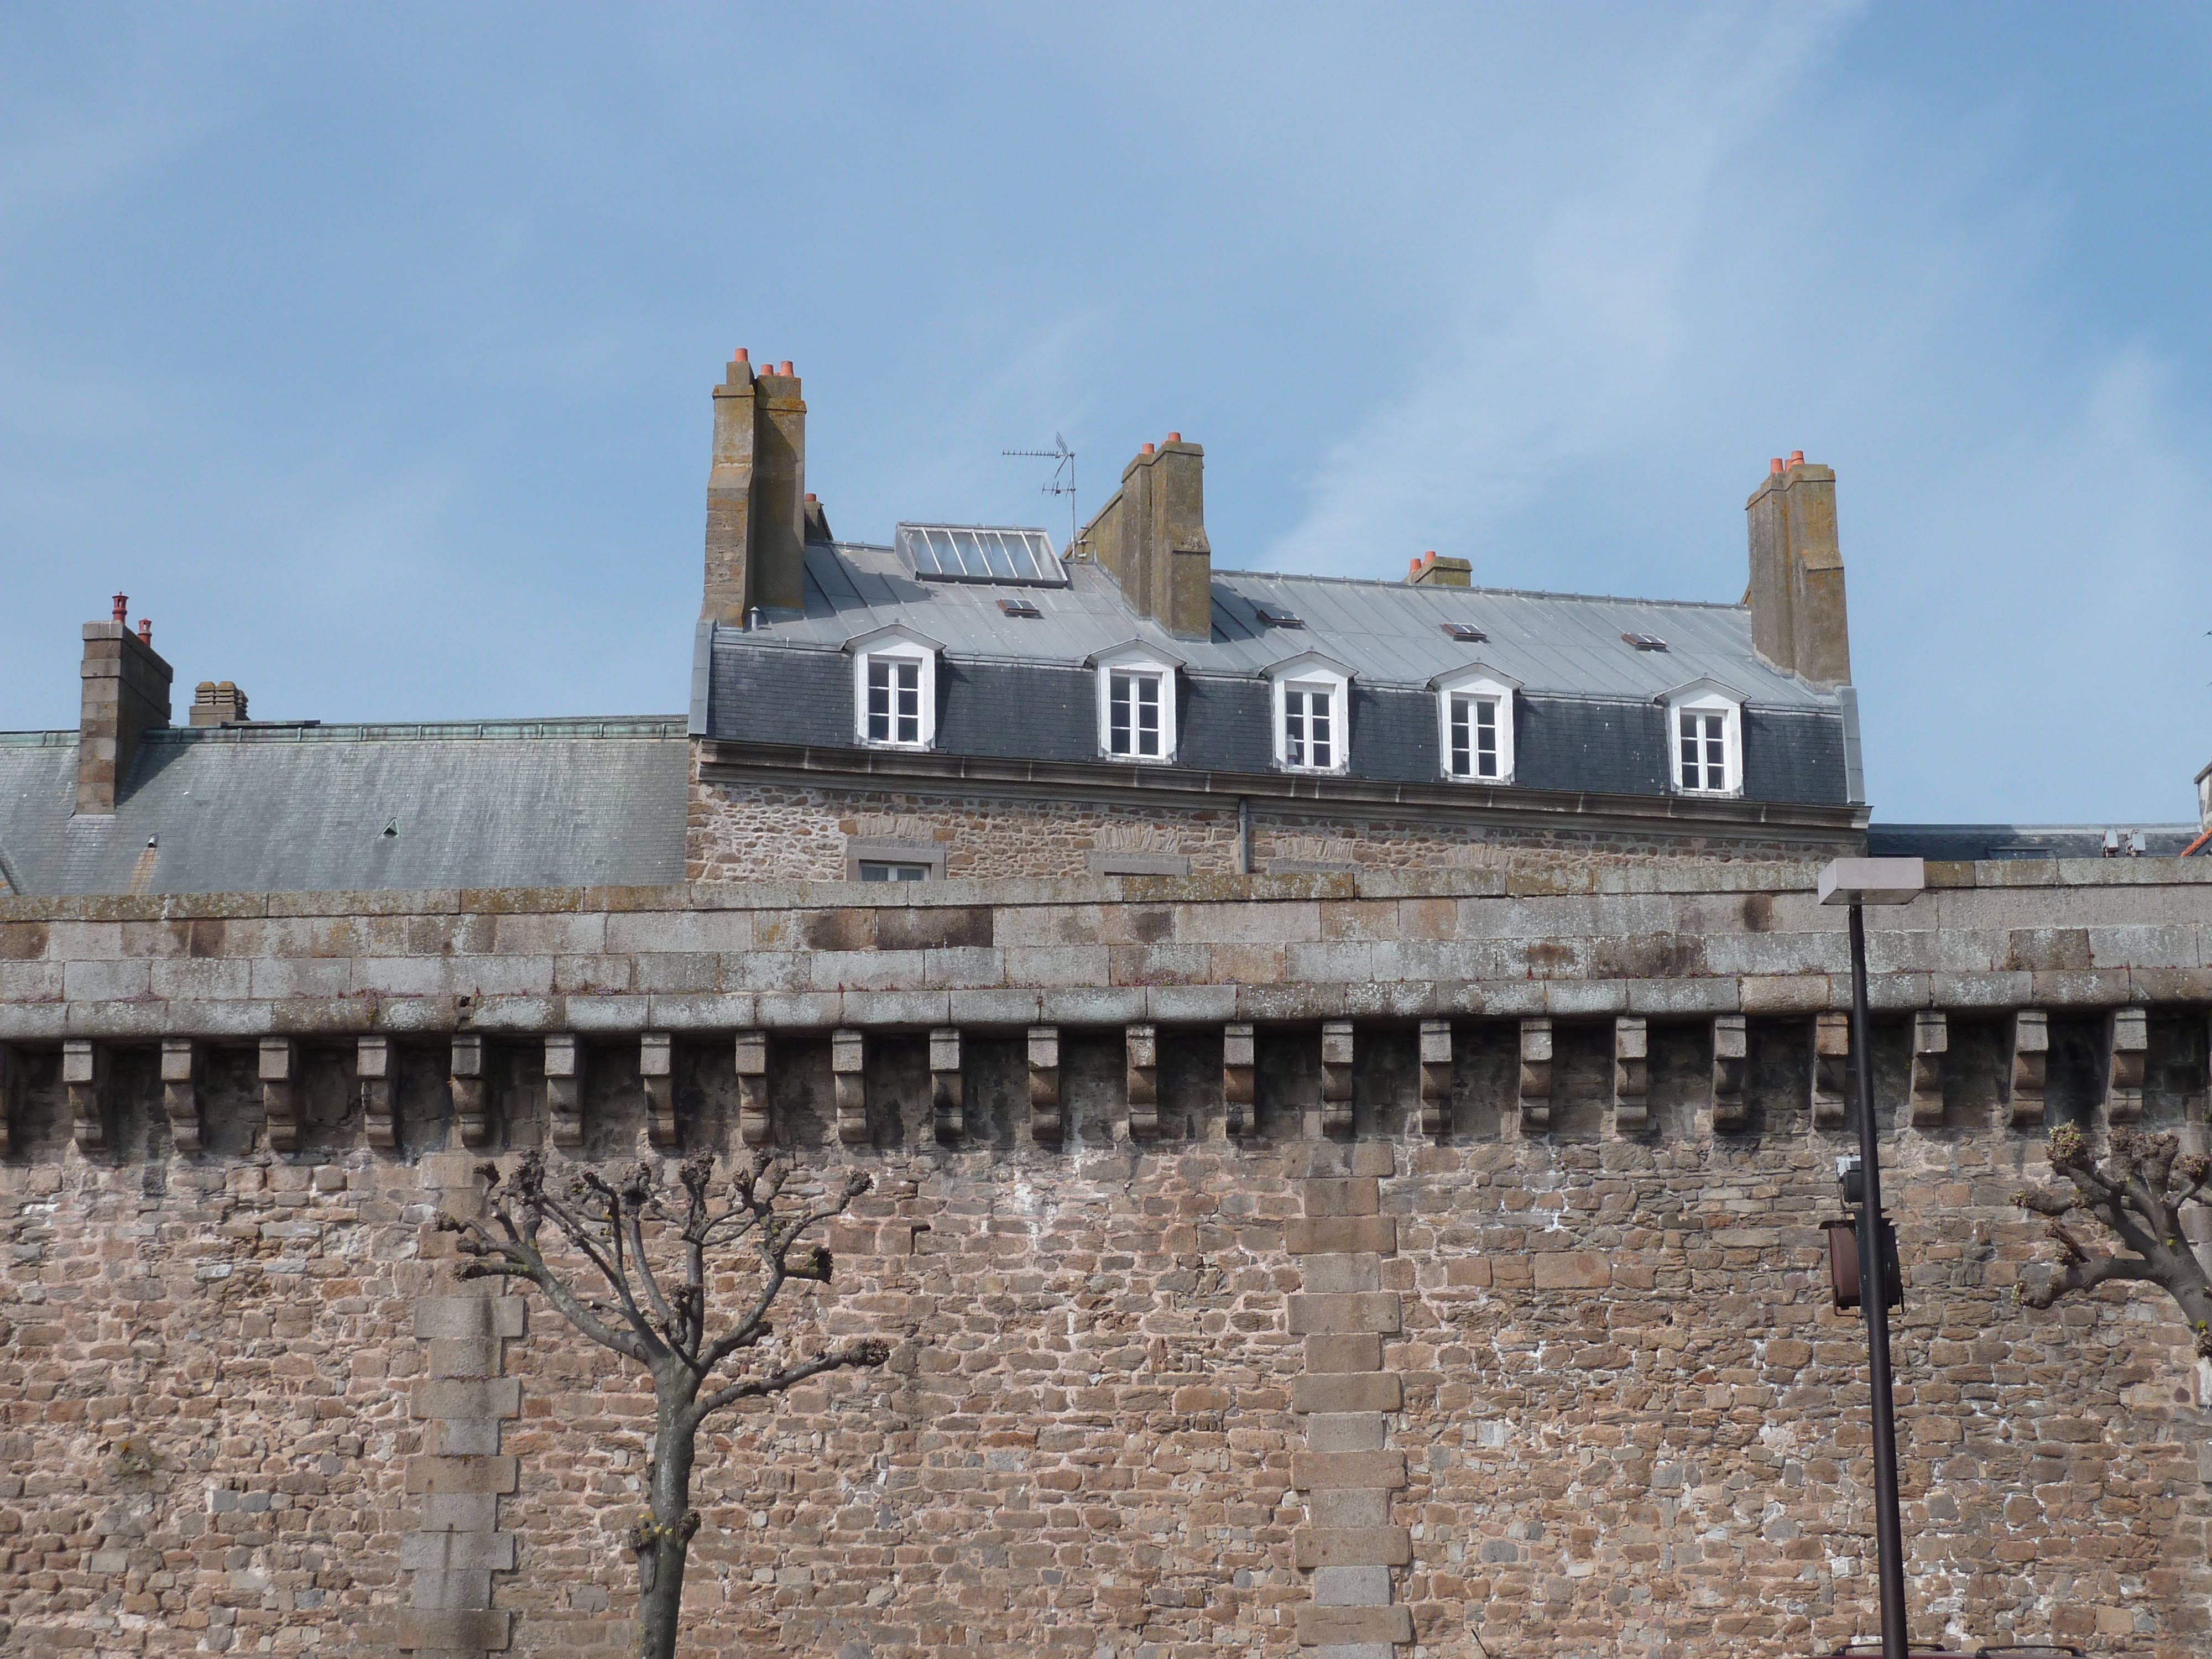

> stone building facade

[{"left": 2, "top": 353, "right": 2211, "bottom": 1658}]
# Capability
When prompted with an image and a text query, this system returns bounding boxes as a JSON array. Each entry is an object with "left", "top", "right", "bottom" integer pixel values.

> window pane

[
  {"left": 867, "top": 659, "right": 890, "bottom": 741},
  {"left": 1285, "top": 692, "right": 1306, "bottom": 766},
  {"left": 1311, "top": 693, "right": 1331, "bottom": 768},
  {"left": 1109, "top": 672, "right": 1133, "bottom": 753},
  {"left": 1476, "top": 698, "right": 1498, "bottom": 779},
  {"left": 1449, "top": 698, "right": 1470, "bottom": 776},
  {"left": 859, "top": 861, "right": 930, "bottom": 882}
]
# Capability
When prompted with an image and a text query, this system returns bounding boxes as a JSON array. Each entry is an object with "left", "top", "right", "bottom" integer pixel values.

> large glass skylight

[{"left": 897, "top": 523, "right": 1064, "bottom": 586}]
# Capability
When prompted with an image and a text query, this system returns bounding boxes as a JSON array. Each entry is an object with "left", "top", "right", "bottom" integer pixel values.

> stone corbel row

[{"left": 2, "top": 1006, "right": 2180, "bottom": 1156}]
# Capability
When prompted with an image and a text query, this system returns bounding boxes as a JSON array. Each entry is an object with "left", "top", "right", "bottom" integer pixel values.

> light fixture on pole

[{"left": 1817, "top": 855, "right": 1925, "bottom": 1659}]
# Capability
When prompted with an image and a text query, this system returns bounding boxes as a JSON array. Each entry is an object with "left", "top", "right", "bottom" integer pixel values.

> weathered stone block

[
  {"left": 1296, "top": 1604, "right": 1412, "bottom": 1645},
  {"left": 411, "top": 1378, "right": 522, "bottom": 1421},
  {"left": 398, "top": 1609, "right": 511, "bottom": 1652},
  {"left": 400, "top": 1531, "right": 518, "bottom": 1572},
  {"left": 1303, "top": 1178, "right": 1379, "bottom": 1217},
  {"left": 414, "top": 1299, "right": 527, "bottom": 1341},
  {"left": 1305, "top": 1335, "right": 1382, "bottom": 1372},
  {"left": 1533, "top": 1251, "right": 1610, "bottom": 1290},
  {"left": 1287, "top": 1294, "right": 1401, "bottom": 1335},
  {"left": 1293, "top": 1373, "right": 1404, "bottom": 1414},
  {"left": 404, "top": 1455, "right": 519, "bottom": 1495},
  {"left": 1285, "top": 1217, "right": 1397, "bottom": 1255},
  {"left": 1306, "top": 1488, "right": 1393, "bottom": 1527},
  {"left": 1291, "top": 1450, "right": 1406, "bottom": 1490},
  {"left": 1313, "top": 1565, "right": 1394, "bottom": 1606},
  {"left": 1305, "top": 1413, "right": 1386, "bottom": 1452},
  {"left": 1293, "top": 1527, "right": 1412, "bottom": 1568},
  {"left": 1301, "top": 1253, "right": 1381, "bottom": 1293}
]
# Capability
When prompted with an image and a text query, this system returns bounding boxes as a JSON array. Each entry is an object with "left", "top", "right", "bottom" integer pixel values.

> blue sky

[{"left": 2, "top": 3, "right": 2208, "bottom": 824}]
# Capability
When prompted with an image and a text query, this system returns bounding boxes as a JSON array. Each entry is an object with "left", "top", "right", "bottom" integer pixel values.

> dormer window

[
  {"left": 1087, "top": 642, "right": 1183, "bottom": 763},
  {"left": 867, "top": 658, "right": 922, "bottom": 744},
  {"left": 1264, "top": 653, "right": 1354, "bottom": 775},
  {"left": 843, "top": 624, "right": 944, "bottom": 752},
  {"left": 1662, "top": 679, "right": 1744, "bottom": 796},
  {"left": 1430, "top": 666, "right": 1520, "bottom": 783}
]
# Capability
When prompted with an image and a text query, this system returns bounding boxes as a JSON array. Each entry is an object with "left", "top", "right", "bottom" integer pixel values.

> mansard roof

[
  {"left": 723, "top": 540, "right": 1840, "bottom": 709},
  {"left": 0, "top": 718, "right": 686, "bottom": 896}
]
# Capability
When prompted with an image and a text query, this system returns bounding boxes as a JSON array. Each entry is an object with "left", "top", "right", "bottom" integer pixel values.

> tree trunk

[{"left": 634, "top": 1383, "right": 701, "bottom": 1659}]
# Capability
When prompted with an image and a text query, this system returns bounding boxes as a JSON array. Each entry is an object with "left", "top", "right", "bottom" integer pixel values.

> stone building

[{"left": 1, "top": 352, "right": 2210, "bottom": 1659}]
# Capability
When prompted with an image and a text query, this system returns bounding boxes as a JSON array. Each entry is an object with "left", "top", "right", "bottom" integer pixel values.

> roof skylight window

[
  {"left": 997, "top": 598, "right": 1042, "bottom": 618},
  {"left": 1441, "top": 622, "right": 1487, "bottom": 643},
  {"left": 1256, "top": 604, "right": 1305, "bottom": 628},
  {"left": 1623, "top": 632, "right": 1668, "bottom": 651},
  {"left": 897, "top": 524, "right": 1065, "bottom": 586}
]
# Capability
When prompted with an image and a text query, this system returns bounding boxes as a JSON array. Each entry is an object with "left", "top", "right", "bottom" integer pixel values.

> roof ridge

[{"left": 1210, "top": 568, "right": 1747, "bottom": 609}]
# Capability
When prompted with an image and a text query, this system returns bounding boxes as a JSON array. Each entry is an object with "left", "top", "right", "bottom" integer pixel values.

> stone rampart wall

[{"left": 4, "top": 859, "right": 2212, "bottom": 1657}]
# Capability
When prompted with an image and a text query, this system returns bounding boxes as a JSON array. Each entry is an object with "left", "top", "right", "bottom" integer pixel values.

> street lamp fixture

[{"left": 1818, "top": 854, "right": 1926, "bottom": 1659}]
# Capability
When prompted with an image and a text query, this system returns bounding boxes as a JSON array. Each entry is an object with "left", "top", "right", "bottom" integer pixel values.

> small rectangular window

[
  {"left": 858, "top": 860, "right": 930, "bottom": 882},
  {"left": 1449, "top": 695, "right": 1500, "bottom": 779},
  {"left": 1285, "top": 687, "right": 1333, "bottom": 769},
  {"left": 865, "top": 658, "right": 922, "bottom": 745},
  {"left": 1109, "top": 671, "right": 1163, "bottom": 758},
  {"left": 1679, "top": 709, "right": 1727, "bottom": 791}
]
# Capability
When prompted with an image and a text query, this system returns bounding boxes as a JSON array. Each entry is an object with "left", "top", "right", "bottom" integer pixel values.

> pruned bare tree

[
  {"left": 2014, "top": 1121, "right": 2212, "bottom": 1355},
  {"left": 437, "top": 1147, "right": 890, "bottom": 1659}
]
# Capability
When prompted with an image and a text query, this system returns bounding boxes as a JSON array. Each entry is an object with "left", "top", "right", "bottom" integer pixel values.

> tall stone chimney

[
  {"left": 77, "top": 596, "right": 172, "bottom": 815},
  {"left": 1077, "top": 434, "right": 1213, "bottom": 640},
  {"left": 1745, "top": 452, "right": 1850, "bottom": 686},
  {"left": 701, "top": 350, "right": 808, "bottom": 624}
]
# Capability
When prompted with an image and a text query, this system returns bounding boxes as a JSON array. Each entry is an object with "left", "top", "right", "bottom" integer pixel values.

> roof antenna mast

[{"left": 1002, "top": 434, "right": 1077, "bottom": 557}]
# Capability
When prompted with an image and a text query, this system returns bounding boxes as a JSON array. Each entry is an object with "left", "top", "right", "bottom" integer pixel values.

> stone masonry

[{"left": 4, "top": 857, "right": 2212, "bottom": 1656}]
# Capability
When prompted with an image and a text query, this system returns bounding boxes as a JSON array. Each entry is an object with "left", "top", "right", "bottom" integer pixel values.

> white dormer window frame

[
  {"left": 1264, "top": 652, "right": 1354, "bottom": 775},
  {"left": 1662, "top": 678, "right": 1746, "bottom": 797},
  {"left": 1087, "top": 641, "right": 1185, "bottom": 764},
  {"left": 843, "top": 623, "right": 945, "bottom": 752},
  {"left": 1430, "top": 665, "right": 1520, "bottom": 784}
]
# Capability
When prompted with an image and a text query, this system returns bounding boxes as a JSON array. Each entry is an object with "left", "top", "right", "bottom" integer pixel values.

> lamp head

[{"left": 1817, "top": 856, "right": 1926, "bottom": 907}]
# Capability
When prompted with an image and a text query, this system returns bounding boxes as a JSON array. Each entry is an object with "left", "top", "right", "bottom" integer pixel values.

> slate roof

[
  {"left": 750, "top": 542, "right": 1839, "bottom": 706},
  {"left": 0, "top": 718, "right": 687, "bottom": 897},
  {"left": 1868, "top": 823, "right": 2201, "bottom": 860}
]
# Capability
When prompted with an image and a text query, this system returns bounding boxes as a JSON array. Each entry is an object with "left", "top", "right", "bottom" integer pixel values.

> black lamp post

[{"left": 1817, "top": 855, "right": 1926, "bottom": 1659}]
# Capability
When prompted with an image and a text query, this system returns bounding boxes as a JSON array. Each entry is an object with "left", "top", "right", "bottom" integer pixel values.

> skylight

[
  {"left": 1256, "top": 604, "right": 1305, "bottom": 628},
  {"left": 1441, "top": 622, "right": 1487, "bottom": 643},
  {"left": 898, "top": 524, "right": 1064, "bottom": 586},
  {"left": 1622, "top": 632, "right": 1668, "bottom": 651}
]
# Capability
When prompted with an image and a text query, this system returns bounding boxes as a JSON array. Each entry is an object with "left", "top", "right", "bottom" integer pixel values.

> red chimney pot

[
  {"left": 1770, "top": 458, "right": 1784, "bottom": 474},
  {"left": 137, "top": 619, "right": 151, "bottom": 645},
  {"left": 779, "top": 360, "right": 794, "bottom": 377},
  {"left": 112, "top": 593, "right": 128, "bottom": 623},
  {"left": 1140, "top": 443, "right": 1155, "bottom": 456},
  {"left": 1789, "top": 450, "right": 1805, "bottom": 466},
  {"left": 805, "top": 493, "right": 817, "bottom": 503},
  {"left": 1166, "top": 432, "right": 1181, "bottom": 444},
  {"left": 732, "top": 347, "right": 749, "bottom": 363}
]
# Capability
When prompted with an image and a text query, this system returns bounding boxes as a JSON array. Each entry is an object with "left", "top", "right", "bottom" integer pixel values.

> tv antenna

[{"left": 1003, "top": 434, "right": 1077, "bottom": 556}]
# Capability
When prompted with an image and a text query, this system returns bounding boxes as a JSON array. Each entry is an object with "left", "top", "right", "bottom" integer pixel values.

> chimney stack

[
  {"left": 1745, "top": 453, "right": 1850, "bottom": 686},
  {"left": 1077, "top": 435, "right": 1212, "bottom": 640},
  {"left": 190, "top": 681, "right": 249, "bottom": 726},
  {"left": 77, "top": 597, "right": 173, "bottom": 815},
  {"left": 1407, "top": 551, "right": 1471, "bottom": 588},
  {"left": 701, "top": 348, "right": 808, "bottom": 624}
]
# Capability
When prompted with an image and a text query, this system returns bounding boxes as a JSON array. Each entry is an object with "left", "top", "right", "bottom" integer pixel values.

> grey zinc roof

[
  {"left": 0, "top": 718, "right": 687, "bottom": 896},
  {"left": 748, "top": 540, "right": 1837, "bottom": 708}
]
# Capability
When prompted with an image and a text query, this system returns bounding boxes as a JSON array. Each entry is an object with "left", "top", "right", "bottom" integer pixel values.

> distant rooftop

[{"left": 0, "top": 717, "right": 687, "bottom": 896}]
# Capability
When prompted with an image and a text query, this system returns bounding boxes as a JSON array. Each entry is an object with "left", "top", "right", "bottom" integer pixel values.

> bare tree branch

[{"left": 431, "top": 1147, "right": 890, "bottom": 1659}]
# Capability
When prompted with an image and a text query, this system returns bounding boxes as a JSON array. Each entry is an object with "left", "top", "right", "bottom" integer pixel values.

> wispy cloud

[{"left": 1266, "top": 4, "right": 1859, "bottom": 576}]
